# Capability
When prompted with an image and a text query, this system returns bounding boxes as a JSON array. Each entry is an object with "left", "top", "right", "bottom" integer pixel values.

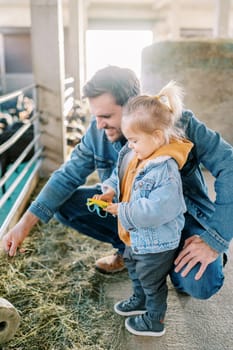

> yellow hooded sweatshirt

[{"left": 118, "top": 138, "right": 193, "bottom": 246}]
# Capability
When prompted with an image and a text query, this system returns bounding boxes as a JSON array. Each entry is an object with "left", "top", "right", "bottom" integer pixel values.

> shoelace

[{"left": 123, "top": 295, "right": 141, "bottom": 307}]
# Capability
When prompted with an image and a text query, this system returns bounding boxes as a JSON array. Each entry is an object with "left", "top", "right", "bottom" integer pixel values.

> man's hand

[
  {"left": 1, "top": 211, "right": 39, "bottom": 257},
  {"left": 1, "top": 223, "right": 26, "bottom": 256},
  {"left": 174, "top": 235, "right": 219, "bottom": 280}
]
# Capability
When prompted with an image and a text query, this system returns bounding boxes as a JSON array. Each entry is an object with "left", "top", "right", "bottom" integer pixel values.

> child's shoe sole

[{"left": 125, "top": 317, "right": 166, "bottom": 337}]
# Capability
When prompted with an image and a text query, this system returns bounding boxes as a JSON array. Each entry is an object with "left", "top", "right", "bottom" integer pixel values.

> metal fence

[
  {"left": 0, "top": 79, "right": 75, "bottom": 238},
  {"left": 64, "top": 77, "right": 75, "bottom": 117},
  {"left": 0, "top": 78, "right": 75, "bottom": 238},
  {"left": 0, "top": 84, "right": 43, "bottom": 238}
]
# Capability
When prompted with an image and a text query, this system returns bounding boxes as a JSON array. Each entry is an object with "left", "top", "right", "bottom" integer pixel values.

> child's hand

[
  {"left": 93, "top": 193, "right": 114, "bottom": 203},
  {"left": 104, "top": 203, "right": 119, "bottom": 216}
]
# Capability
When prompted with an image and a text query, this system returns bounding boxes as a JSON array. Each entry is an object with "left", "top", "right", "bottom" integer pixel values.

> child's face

[{"left": 123, "top": 125, "right": 162, "bottom": 160}]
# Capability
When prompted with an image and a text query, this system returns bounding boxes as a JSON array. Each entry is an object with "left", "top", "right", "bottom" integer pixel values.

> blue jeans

[
  {"left": 124, "top": 246, "right": 177, "bottom": 321},
  {"left": 55, "top": 185, "right": 224, "bottom": 299},
  {"left": 169, "top": 213, "right": 225, "bottom": 299},
  {"left": 54, "top": 184, "right": 125, "bottom": 254}
]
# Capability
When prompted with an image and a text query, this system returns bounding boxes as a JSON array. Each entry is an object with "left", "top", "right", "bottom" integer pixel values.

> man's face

[{"left": 88, "top": 93, "right": 124, "bottom": 142}]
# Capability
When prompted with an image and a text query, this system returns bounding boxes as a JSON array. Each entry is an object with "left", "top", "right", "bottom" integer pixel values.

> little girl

[{"left": 94, "top": 81, "right": 193, "bottom": 336}]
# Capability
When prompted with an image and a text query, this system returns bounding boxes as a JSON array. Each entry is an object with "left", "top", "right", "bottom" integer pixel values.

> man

[{"left": 2, "top": 66, "right": 233, "bottom": 299}]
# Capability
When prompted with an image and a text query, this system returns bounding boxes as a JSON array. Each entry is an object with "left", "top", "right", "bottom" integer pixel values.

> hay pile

[{"left": 0, "top": 218, "right": 126, "bottom": 349}]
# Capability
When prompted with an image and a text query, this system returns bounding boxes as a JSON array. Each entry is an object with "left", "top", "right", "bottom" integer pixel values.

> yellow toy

[
  {"left": 86, "top": 198, "right": 110, "bottom": 208},
  {"left": 86, "top": 197, "right": 110, "bottom": 217}
]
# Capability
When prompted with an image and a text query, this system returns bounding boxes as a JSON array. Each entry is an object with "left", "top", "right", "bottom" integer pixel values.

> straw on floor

[{"left": 0, "top": 199, "right": 126, "bottom": 350}]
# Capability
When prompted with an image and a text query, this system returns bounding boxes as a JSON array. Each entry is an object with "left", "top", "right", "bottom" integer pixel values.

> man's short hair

[{"left": 82, "top": 65, "right": 141, "bottom": 106}]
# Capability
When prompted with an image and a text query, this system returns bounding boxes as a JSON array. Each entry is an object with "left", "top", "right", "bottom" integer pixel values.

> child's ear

[{"left": 153, "top": 129, "right": 166, "bottom": 145}]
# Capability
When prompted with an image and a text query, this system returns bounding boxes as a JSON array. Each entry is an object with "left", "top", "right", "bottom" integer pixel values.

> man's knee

[
  {"left": 170, "top": 258, "right": 225, "bottom": 300},
  {"left": 174, "top": 275, "right": 224, "bottom": 300}
]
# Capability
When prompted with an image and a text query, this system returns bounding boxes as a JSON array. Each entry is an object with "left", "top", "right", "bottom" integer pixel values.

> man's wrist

[{"left": 20, "top": 211, "right": 39, "bottom": 230}]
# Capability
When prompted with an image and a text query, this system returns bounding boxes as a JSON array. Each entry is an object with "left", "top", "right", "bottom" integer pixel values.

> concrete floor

[{"left": 105, "top": 171, "right": 233, "bottom": 350}]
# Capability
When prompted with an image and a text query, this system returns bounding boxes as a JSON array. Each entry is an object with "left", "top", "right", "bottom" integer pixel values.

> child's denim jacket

[{"left": 103, "top": 145, "right": 186, "bottom": 254}]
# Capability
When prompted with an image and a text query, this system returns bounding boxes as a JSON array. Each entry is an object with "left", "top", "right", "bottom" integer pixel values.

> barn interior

[{"left": 0, "top": 1, "right": 233, "bottom": 349}]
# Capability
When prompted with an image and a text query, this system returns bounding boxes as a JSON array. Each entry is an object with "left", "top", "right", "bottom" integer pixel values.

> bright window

[{"left": 86, "top": 30, "right": 153, "bottom": 80}]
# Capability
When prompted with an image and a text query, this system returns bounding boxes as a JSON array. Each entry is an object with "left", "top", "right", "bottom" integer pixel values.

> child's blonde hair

[{"left": 122, "top": 81, "right": 184, "bottom": 142}]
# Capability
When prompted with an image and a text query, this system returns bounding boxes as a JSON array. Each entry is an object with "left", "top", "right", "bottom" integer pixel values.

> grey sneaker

[
  {"left": 125, "top": 314, "right": 166, "bottom": 337},
  {"left": 114, "top": 295, "right": 146, "bottom": 316}
]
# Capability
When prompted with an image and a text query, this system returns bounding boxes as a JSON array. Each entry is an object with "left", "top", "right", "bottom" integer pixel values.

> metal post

[
  {"left": 30, "top": 0, "right": 66, "bottom": 176},
  {"left": 68, "top": 0, "right": 87, "bottom": 101},
  {"left": 214, "top": 0, "right": 231, "bottom": 38}
]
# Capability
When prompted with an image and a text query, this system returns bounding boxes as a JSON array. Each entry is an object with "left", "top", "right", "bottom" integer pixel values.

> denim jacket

[
  {"left": 103, "top": 146, "right": 186, "bottom": 254},
  {"left": 29, "top": 110, "right": 233, "bottom": 254}
]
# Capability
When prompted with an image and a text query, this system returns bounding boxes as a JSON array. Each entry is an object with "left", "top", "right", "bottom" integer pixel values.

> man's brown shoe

[{"left": 95, "top": 253, "right": 125, "bottom": 274}]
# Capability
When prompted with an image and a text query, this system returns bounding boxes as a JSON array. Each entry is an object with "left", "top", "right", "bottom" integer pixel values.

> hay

[{"left": 0, "top": 209, "right": 126, "bottom": 349}]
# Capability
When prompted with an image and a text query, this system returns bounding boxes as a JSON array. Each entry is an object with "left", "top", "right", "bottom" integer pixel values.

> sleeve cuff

[
  {"left": 29, "top": 201, "right": 54, "bottom": 223},
  {"left": 200, "top": 227, "right": 229, "bottom": 253}
]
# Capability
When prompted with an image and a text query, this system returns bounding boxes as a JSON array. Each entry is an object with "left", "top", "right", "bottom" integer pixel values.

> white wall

[{"left": 0, "top": 0, "right": 233, "bottom": 93}]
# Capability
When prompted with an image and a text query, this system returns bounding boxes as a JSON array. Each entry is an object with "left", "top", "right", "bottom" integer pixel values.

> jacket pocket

[{"left": 133, "top": 179, "right": 155, "bottom": 198}]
